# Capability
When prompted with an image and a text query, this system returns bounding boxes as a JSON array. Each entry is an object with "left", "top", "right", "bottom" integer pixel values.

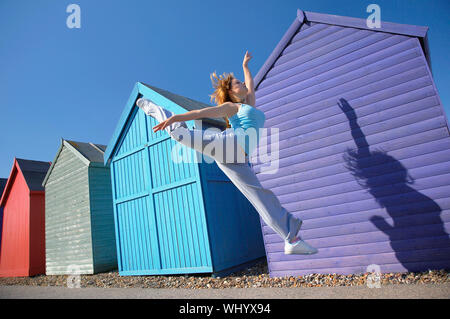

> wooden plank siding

[
  {"left": 0, "top": 171, "right": 31, "bottom": 277},
  {"left": 198, "top": 153, "right": 266, "bottom": 272},
  {"left": 252, "top": 14, "right": 450, "bottom": 277},
  {"left": 111, "top": 105, "right": 213, "bottom": 275},
  {"left": 88, "top": 166, "right": 117, "bottom": 273},
  {"left": 45, "top": 145, "right": 93, "bottom": 274},
  {"left": 0, "top": 159, "right": 49, "bottom": 277},
  {"left": 44, "top": 140, "right": 117, "bottom": 275}
]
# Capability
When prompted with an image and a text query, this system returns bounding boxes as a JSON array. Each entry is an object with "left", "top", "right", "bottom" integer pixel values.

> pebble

[{"left": 0, "top": 260, "right": 448, "bottom": 289}]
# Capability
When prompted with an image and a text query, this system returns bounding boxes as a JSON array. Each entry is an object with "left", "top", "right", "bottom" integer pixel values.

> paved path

[{"left": 1, "top": 283, "right": 449, "bottom": 299}]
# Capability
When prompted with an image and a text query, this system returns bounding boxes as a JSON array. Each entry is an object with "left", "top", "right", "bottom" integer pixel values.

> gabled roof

[
  {"left": 0, "top": 158, "right": 51, "bottom": 207},
  {"left": 16, "top": 159, "right": 51, "bottom": 192},
  {"left": 65, "top": 140, "right": 106, "bottom": 163},
  {"left": 42, "top": 138, "right": 107, "bottom": 187},
  {"left": 254, "top": 9, "right": 431, "bottom": 90},
  {"left": 103, "top": 82, "right": 227, "bottom": 165}
]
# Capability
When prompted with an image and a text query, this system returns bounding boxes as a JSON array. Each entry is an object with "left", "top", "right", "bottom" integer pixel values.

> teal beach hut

[
  {"left": 104, "top": 82, "right": 266, "bottom": 277},
  {"left": 42, "top": 139, "right": 117, "bottom": 274}
]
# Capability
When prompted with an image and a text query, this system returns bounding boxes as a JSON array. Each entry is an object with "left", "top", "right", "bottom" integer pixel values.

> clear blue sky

[{"left": 0, "top": 0, "right": 449, "bottom": 178}]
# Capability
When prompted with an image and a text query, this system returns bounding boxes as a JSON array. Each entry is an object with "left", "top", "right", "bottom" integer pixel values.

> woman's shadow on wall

[{"left": 337, "top": 98, "right": 450, "bottom": 272}]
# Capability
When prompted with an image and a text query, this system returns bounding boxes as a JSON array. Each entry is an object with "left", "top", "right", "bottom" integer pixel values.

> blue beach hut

[{"left": 103, "top": 82, "right": 266, "bottom": 276}]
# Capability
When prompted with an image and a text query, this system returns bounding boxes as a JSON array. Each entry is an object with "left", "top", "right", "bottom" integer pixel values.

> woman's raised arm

[{"left": 243, "top": 51, "right": 256, "bottom": 107}]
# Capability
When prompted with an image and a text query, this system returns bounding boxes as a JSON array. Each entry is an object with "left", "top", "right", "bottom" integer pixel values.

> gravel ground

[{"left": 0, "top": 260, "right": 449, "bottom": 289}]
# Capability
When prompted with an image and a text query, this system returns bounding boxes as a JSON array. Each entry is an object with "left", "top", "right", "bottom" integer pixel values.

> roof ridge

[
  {"left": 15, "top": 158, "right": 51, "bottom": 171},
  {"left": 89, "top": 142, "right": 105, "bottom": 154}
]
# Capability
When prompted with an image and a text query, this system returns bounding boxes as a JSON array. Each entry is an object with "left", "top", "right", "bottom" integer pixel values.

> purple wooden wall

[{"left": 253, "top": 16, "right": 450, "bottom": 277}]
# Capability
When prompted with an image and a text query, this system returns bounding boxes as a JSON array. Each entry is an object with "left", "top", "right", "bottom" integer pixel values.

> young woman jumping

[{"left": 136, "top": 51, "right": 318, "bottom": 255}]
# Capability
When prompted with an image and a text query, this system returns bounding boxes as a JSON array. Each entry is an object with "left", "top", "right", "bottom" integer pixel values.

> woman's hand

[
  {"left": 153, "top": 115, "right": 177, "bottom": 133},
  {"left": 243, "top": 50, "right": 252, "bottom": 68}
]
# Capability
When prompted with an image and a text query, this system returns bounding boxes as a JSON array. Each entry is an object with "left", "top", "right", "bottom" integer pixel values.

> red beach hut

[{"left": 0, "top": 158, "right": 51, "bottom": 277}]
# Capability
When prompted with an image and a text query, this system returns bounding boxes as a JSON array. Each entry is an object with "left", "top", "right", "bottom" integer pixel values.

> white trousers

[{"left": 138, "top": 98, "right": 302, "bottom": 243}]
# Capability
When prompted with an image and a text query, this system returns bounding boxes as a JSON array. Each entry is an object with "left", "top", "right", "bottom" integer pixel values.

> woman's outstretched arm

[{"left": 153, "top": 102, "right": 236, "bottom": 133}]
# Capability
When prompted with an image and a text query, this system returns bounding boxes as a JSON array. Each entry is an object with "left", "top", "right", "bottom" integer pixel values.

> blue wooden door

[{"left": 111, "top": 107, "right": 213, "bottom": 275}]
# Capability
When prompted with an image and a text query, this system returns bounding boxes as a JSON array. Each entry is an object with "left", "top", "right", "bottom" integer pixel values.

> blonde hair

[{"left": 209, "top": 71, "right": 238, "bottom": 129}]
